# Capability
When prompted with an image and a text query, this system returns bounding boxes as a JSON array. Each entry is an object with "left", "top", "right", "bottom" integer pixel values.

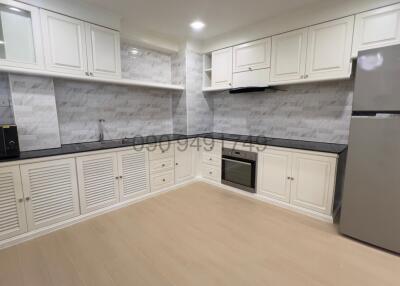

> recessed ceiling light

[
  {"left": 9, "top": 7, "right": 22, "bottom": 12},
  {"left": 190, "top": 21, "right": 205, "bottom": 31},
  {"left": 130, "top": 48, "right": 139, "bottom": 55}
]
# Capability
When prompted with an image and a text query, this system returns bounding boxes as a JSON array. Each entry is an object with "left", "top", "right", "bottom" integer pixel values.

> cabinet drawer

[
  {"left": 148, "top": 143, "right": 175, "bottom": 160},
  {"left": 202, "top": 164, "right": 221, "bottom": 183},
  {"left": 150, "top": 157, "right": 174, "bottom": 173},
  {"left": 150, "top": 170, "right": 175, "bottom": 191},
  {"left": 202, "top": 153, "right": 221, "bottom": 166}
]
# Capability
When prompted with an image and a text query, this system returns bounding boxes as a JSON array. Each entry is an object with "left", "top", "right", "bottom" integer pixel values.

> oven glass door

[{"left": 222, "top": 157, "right": 255, "bottom": 190}]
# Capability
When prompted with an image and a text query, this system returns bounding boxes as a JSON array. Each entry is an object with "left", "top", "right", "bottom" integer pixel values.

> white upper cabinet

[
  {"left": 0, "top": 0, "right": 43, "bottom": 69},
  {"left": 233, "top": 38, "right": 271, "bottom": 72},
  {"left": 212, "top": 47, "right": 233, "bottom": 88},
  {"left": 258, "top": 149, "right": 292, "bottom": 203},
  {"left": 270, "top": 28, "right": 308, "bottom": 83},
  {"left": 352, "top": 3, "right": 400, "bottom": 57},
  {"left": 20, "top": 159, "right": 80, "bottom": 231},
  {"left": 305, "top": 16, "right": 354, "bottom": 80},
  {"left": 290, "top": 153, "right": 336, "bottom": 215},
  {"left": 40, "top": 10, "right": 87, "bottom": 76},
  {"left": 86, "top": 23, "right": 121, "bottom": 78},
  {"left": 0, "top": 166, "right": 27, "bottom": 241}
]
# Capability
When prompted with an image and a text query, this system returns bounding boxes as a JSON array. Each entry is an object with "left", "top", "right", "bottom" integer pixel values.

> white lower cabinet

[
  {"left": 258, "top": 148, "right": 337, "bottom": 216},
  {"left": 149, "top": 143, "right": 175, "bottom": 191},
  {"left": 0, "top": 166, "right": 27, "bottom": 241},
  {"left": 150, "top": 170, "right": 175, "bottom": 191},
  {"left": 175, "top": 142, "right": 195, "bottom": 183},
  {"left": 20, "top": 158, "right": 80, "bottom": 230},
  {"left": 76, "top": 152, "right": 120, "bottom": 214},
  {"left": 258, "top": 149, "right": 292, "bottom": 203},
  {"left": 117, "top": 149, "right": 149, "bottom": 201},
  {"left": 290, "top": 153, "right": 336, "bottom": 215}
]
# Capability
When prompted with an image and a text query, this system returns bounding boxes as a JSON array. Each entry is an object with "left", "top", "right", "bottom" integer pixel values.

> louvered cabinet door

[
  {"left": 0, "top": 166, "right": 27, "bottom": 241},
  {"left": 20, "top": 159, "right": 80, "bottom": 231},
  {"left": 76, "top": 152, "right": 119, "bottom": 214},
  {"left": 117, "top": 149, "right": 150, "bottom": 201}
]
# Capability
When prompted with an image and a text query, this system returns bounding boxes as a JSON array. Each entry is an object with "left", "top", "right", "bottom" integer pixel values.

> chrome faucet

[{"left": 98, "top": 119, "right": 105, "bottom": 142}]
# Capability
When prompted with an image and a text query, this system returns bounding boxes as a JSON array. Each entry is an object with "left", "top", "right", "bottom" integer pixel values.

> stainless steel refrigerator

[{"left": 340, "top": 45, "right": 400, "bottom": 254}]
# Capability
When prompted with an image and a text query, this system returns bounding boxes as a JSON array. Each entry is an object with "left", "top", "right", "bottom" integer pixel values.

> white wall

[
  {"left": 202, "top": 0, "right": 400, "bottom": 52},
  {"left": 18, "top": 0, "right": 120, "bottom": 30}
]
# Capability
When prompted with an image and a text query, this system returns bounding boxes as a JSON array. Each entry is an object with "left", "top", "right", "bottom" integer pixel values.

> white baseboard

[
  {"left": 0, "top": 179, "right": 196, "bottom": 250},
  {"left": 197, "top": 177, "right": 334, "bottom": 223}
]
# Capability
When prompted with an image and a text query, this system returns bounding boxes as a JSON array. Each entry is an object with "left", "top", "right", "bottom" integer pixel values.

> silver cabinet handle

[{"left": 222, "top": 158, "right": 252, "bottom": 166}]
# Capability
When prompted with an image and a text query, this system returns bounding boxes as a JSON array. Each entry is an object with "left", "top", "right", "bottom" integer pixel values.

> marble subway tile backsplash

[
  {"left": 54, "top": 79, "right": 175, "bottom": 144},
  {"left": 9, "top": 74, "right": 61, "bottom": 151},
  {"left": 212, "top": 80, "right": 354, "bottom": 144},
  {"left": 121, "top": 41, "right": 172, "bottom": 84},
  {"left": 0, "top": 73, "right": 13, "bottom": 125}
]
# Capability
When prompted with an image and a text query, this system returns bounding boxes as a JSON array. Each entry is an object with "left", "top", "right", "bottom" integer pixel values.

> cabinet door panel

[
  {"left": 212, "top": 47, "right": 233, "bottom": 88},
  {"left": 117, "top": 149, "right": 149, "bottom": 201},
  {"left": 305, "top": 16, "right": 354, "bottom": 80},
  {"left": 233, "top": 38, "right": 271, "bottom": 72},
  {"left": 270, "top": 28, "right": 308, "bottom": 83},
  {"left": 41, "top": 10, "right": 87, "bottom": 75},
  {"left": 76, "top": 153, "right": 119, "bottom": 214},
  {"left": 0, "top": 166, "right": 27, "bottom": 241},
  {"left": 20, "top": 159, "right": 80, "bottom": 231},
  {"left": 0, "top": 1, "right": 43, "bottom": 69},
  {"left": 232, "top": 68, "right": 270, "bottom": 88},
  {"left": 352, "top": 4, "right": 400, "bottom": 57},
  {"left": 290, "top": 153, "right": 336, "bottom": 214},
  {"left": 258, "top": 150, "right": 292, "bottom": 203},
  {"left": 86, "top": 24, "right": 121, "bottom": 78},
  {"left": 175, "top": 143, "right": 195, "bottom": 183}
]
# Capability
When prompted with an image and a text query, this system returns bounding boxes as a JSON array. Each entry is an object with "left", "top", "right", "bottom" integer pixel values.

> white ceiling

[{"left": 84, "top": 0, "right": 327, "bottom": 42}]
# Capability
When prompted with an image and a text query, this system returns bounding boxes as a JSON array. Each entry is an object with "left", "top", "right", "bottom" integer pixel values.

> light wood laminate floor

[{"left": 0, "top": 182, "right": 399, "bottom": 286}]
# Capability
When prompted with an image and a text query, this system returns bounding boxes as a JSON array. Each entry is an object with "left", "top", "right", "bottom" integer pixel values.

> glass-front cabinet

[{"left": 0, "top": 0, "right": 43, "bottom": 69}]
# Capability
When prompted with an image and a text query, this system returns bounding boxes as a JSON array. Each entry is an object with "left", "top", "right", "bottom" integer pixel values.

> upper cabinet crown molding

[
  {"left": 0, "top": 0, "right": 44, "bottom": 70},
  {"left": 270, "top": 28, "right": 308, "bottom": 83},
  {"left": 352, "top": 3, "right": 400, "bottom": 58},
  {"left": 233, "top": 38, "right": 271, "bottom": 73},
  {"left": 305, "top": 16, "right": 354, "bottom": 80}
]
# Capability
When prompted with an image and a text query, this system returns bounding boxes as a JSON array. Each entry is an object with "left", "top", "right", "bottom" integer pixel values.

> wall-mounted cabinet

[
  {"left": 211, "top": 47, "right": 233, "bottom": 89},
  {"left": 233, "top": 38, "right": 271, "bottom": 72},
  {"left": 352, "top": 3, "right": 400, "bottom": 58},
  {"left": 305, "top": 16, "right": 354, "bottom": 81},
  {"left": 269, "top": 16, "right": 354, "bottom": 85},
  {"left": 0, "top": 0, "right": 43, "bottom": 70},
  {"left": 41, "top": 10, "right": 121, "bottom": 79},
  {"left": 270, "top": 28, "right": 308, "bottom": 83}
]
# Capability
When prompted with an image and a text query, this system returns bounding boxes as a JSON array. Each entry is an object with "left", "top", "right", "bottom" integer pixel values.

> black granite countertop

[{"left": 0, "top": 133, "right": 347, "bottom": 163}]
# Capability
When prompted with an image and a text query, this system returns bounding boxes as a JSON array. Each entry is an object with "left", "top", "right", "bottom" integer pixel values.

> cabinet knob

[
  {"left": 90, "top": 72, "right": 94, "bottom": 76},
  {"left": 229, "top": 83, "right": 232, "bottom": 86},
  {"left": 18, "top": 198, "right": 24, "bottom": 203},
  {"left": 291, "top": 177, "right": 295, "bottom": 181},
  {"left": 115, "top": 176, "right": 119, "bottom": 180},
  {"left": 119, "top": 176, "right": 123, "bottom": 179},
  {"left": 175, "top": 163, "right": 179, "bottom": 166},
  {"left": 209, "top": 171, "right": 213, "bottom": 175},
  {"left": 162, "top": 164, "right": 165, "bottom": 167},
  {"left": 287, "top": 176, "right": 291, "bottom": 180},
  {"left": 25, "top": 197, "right": 31, "bottom": 202},
  {"left": 304, "top": 75, "right": 309, "bottom": 79},
  {"left": 162, "top": 179, "right": 166, "bottom": 182},
  {"left": 85, "top": 72, "right": 89, "bottom": 76},
  {"left": 209, "top": 158, "right": 212, "bottom": 161}
]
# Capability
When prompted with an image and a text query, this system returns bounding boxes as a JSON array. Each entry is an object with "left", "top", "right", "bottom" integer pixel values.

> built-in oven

[{"left": 221, "top": 148, "right": 257, "bottom": 193}]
